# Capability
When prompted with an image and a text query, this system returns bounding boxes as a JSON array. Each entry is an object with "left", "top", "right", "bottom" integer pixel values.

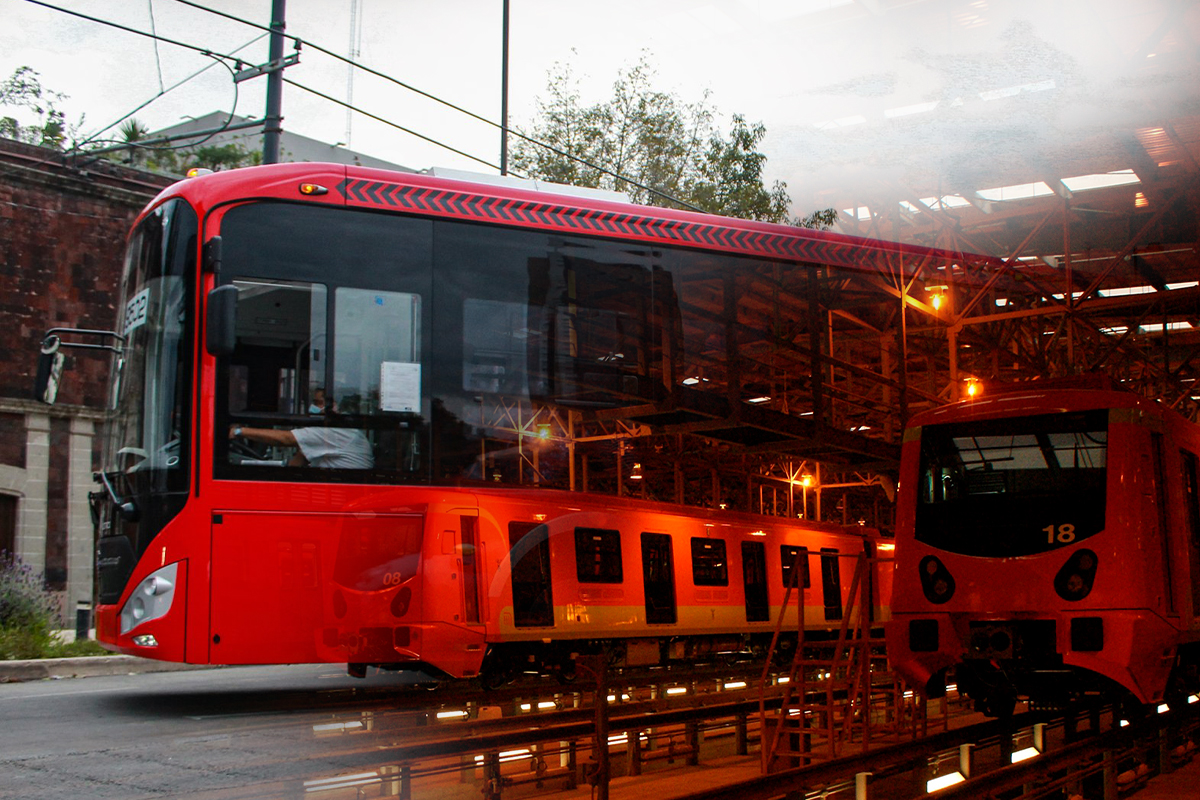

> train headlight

[
  {"left": 918, "top": 555, "right": 956, "bottom": 604},
  {"left": 120, "top": 562, "right": 179, "bottom": 635},
  {"left": 1054, "top": 549, "right": 1098, "bottom": 601}
]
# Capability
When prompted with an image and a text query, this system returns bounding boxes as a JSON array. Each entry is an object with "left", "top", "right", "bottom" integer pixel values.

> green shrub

[{"left": 0, "top": 551, "right": 61, "bottom": 660}]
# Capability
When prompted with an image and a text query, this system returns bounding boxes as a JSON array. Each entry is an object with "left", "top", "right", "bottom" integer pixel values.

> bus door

[
  {"left": 508, "top": 521, "right": 553, "bottom": 627},
  {"left": 741, "top": 541, "right": 769, "bottom": 622},
  {"left": 641, "top": 532, "right": 676, "bottom": 624}
]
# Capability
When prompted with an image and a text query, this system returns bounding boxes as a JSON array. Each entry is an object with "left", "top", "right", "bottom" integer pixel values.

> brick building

[{"left": 0, "top": 138, "right": 171, "bottom": 615}]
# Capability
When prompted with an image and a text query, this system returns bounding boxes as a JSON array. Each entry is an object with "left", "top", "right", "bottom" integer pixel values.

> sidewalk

[
  {"left": 1, "top": 629, "right": 216, "bottom": 683},
  {"left": 0, "top": 654, "right": 214, "bottom": 682}
]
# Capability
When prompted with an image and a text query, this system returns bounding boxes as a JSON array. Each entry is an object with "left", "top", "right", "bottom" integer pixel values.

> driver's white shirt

[{"left": 291, "top": 427, "right": 374, "bottom": 469}]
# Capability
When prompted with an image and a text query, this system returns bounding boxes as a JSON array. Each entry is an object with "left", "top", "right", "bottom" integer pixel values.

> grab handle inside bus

[{"left": 205, "top": 285, "right": 238, "bottom": 356}]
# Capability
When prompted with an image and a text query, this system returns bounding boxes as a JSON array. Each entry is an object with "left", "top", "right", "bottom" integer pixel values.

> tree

[
  {"left": 512, "top": 56, "right": 835, "bottom": 228},
  {"left": 685, "top": 114, "right": 791, "bottom": 223},
  {"left": 187, "top": 142, "right": 258, "bottom": 172},
  {"left": 0, "top": 66, "right": 78, "bottom": 149}
]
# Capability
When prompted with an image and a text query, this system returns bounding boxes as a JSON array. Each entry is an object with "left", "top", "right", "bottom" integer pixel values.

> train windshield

[{"left": 915, "top": 410, "right": 1108, "bottom": 556}]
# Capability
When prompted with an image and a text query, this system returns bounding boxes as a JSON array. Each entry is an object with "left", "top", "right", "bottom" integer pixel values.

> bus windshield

[
  {"left": 99, "top": 199, "right": 196, "bottom": 582},
  {"left": 107, "top": 199, "right": 196, "bottom": 483},
  {"left": 915, "top": 410, "right": 1108, "bottom": 557}
]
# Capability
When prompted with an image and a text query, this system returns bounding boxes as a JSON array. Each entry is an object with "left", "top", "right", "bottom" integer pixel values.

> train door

[
  {"left": 461, "top": 516, "right": 482, "bottom": 624},
  {"left": 741, "top": 541, "right": 769, "bottom": 622},
  {"left": 1151, "top": 433, "right": 1175, "bottom": 614},
  {"left": 641, "top": 532, "right": 676, "bottom": 624},
  {"left": 820, "top": 548, "right": 843, "bottom": 621},
  {"left": 508, "top": 522, "right": 553, "bottom": 627},
  {"left": 1182, "top": 450, "right": 1200, "bottom": 618},
  {"left": 863, "top": 541, "right": 876, "bottom": 623}
]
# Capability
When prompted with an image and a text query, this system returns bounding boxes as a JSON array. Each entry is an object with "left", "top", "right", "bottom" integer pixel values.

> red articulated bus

[
  {"left": 43, "top": 163, "right": 913, "bottom": 684},
  {"left": 886, "top": 386, "right": 1200, "bottom": 716}
]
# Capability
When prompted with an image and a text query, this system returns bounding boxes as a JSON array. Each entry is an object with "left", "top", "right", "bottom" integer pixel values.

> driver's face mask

[{"left": 309, "top": 404, "right": 323, "bottom": 415}]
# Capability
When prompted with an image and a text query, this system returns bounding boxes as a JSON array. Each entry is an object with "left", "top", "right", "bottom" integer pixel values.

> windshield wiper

[{"left": 95, "top": 471, "right": 139, "bottom": 521}]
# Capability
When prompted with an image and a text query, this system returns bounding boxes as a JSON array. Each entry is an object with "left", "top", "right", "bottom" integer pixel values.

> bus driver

[{"left": 229, "top": 388, "right": 374, "bottom": 469}]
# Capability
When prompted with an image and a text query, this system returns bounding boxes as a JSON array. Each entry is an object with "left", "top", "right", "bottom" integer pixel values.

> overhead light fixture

[
  {"left": 927, "top": 284, "right": 949, "bottom": 311},
  {"left": 965, "top": 378, "right": 981, "bottom": 399}
]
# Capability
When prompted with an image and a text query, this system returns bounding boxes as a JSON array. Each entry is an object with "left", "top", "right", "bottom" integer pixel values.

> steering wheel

[{"left": 229, "top": 438, "right": 266, "bottom": 460}]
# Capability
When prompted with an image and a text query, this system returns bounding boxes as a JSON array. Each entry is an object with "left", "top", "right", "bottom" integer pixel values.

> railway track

[{"left": 281, "top": 677, "right": 1200, "bottom": 800}]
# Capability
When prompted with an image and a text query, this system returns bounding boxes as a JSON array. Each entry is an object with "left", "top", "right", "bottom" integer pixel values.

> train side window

[
  {"left": 780, "top": 545, "right": 810, "bottom": 590},
  {"left": 641, "top": 532, "right": 676, "bottom": 624},
  {"left": 691, "top": 538, "right": 728, "bottom": 586},
  {"left": 1182, "top": 450, "right": 1200, "bottom": 616},
  {"left": 820, "top": 548, "right": 843, "bottom": 621},
  {"left": 742, "top": 541, "right": 769, "bottom": 622},
  {"left": 508, "top": 521, "right": 554, "bottom": 627},
  {"left": 575, "top": 527, "right": 623, "bottom": 583}
]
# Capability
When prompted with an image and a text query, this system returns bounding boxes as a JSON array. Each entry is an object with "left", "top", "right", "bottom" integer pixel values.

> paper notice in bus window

[
  {"left": 380, "top": 362, "right": 421, "bottom": 413},
  {"left": 124, "top": 288, "right": 150, "bottom": 336}
]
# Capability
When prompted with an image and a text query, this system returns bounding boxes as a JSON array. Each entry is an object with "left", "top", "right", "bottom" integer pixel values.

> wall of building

[{"left": 0, "top": 138, "right": 171, "bottom": 618}]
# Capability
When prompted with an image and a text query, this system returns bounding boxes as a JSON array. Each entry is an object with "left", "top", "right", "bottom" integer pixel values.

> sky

[{"left": 2, "top": 0, "right": 1197, "bottom": 219}]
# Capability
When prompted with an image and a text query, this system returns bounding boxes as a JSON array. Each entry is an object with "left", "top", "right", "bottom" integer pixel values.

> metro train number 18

[{"left": 1043, "top": 523, "right": 1076, "bottom": 544}]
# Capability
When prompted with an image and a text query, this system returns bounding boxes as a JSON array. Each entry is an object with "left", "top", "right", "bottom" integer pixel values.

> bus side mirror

[
  {"left": 205, "top": 285, "right": 238, "bottom": 357},
  {"left": 34, "top": 335, "right": 65, "bottom": 405}
]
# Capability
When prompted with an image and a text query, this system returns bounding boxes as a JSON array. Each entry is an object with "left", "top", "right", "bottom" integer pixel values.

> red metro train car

[
  {"left": 52, "top": 162, "right": 910, "bottom": 683},
  {"left": 886, "top": 387, "right": 1200, "bottom": 715},
  {"left": 244, "top": 485, "right": 885, "bottom": 682}
]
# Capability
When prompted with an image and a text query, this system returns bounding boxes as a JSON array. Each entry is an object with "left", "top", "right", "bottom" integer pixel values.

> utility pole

[
  {"left": 500, "top": 0, "right": 510, "bottom": 175},
  {"left": 263, "top": 0, "right": 287, "bottom": 164}
]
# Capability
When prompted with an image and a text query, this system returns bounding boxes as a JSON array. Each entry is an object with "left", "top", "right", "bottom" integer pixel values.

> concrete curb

[{"left": 0, "top": 655, "right": 217, "bottom": 683}]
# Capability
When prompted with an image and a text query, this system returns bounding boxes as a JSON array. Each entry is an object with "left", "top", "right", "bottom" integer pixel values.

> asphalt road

[{"left": 0, "top": 664, "right": 450, "bottom": 800}]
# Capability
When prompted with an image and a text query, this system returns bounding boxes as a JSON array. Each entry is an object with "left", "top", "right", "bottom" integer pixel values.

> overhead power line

[
  {"left": 22, "top": 0, "right": 256, "bottom": 66},
  {"left": 21, "top": 0, "right": 701, "bottom": 210},
  {"left": 76, "top": 33, "right": 267, "bottom": 153},
  {"left": 283, "top": 77, "right": 507, "bottom": 173},
  {"left": 172, "top": 0, "right": 702, "bottom": 210}
]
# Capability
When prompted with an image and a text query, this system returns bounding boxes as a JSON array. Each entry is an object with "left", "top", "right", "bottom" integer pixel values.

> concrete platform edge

[{"left": 0, "top": 655, "right": 217, "bottom": 682}]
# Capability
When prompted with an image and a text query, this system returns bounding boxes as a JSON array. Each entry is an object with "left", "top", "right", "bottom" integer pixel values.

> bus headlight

[
  {"left": 1054, "top": 549, "right": 1098, "bottom": 601},
  {"left": 918, "top": 555, "right": 956, "bottom": 604},
  {"left": 120, "top": 563, "right": 179, "bottom": 634}
]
